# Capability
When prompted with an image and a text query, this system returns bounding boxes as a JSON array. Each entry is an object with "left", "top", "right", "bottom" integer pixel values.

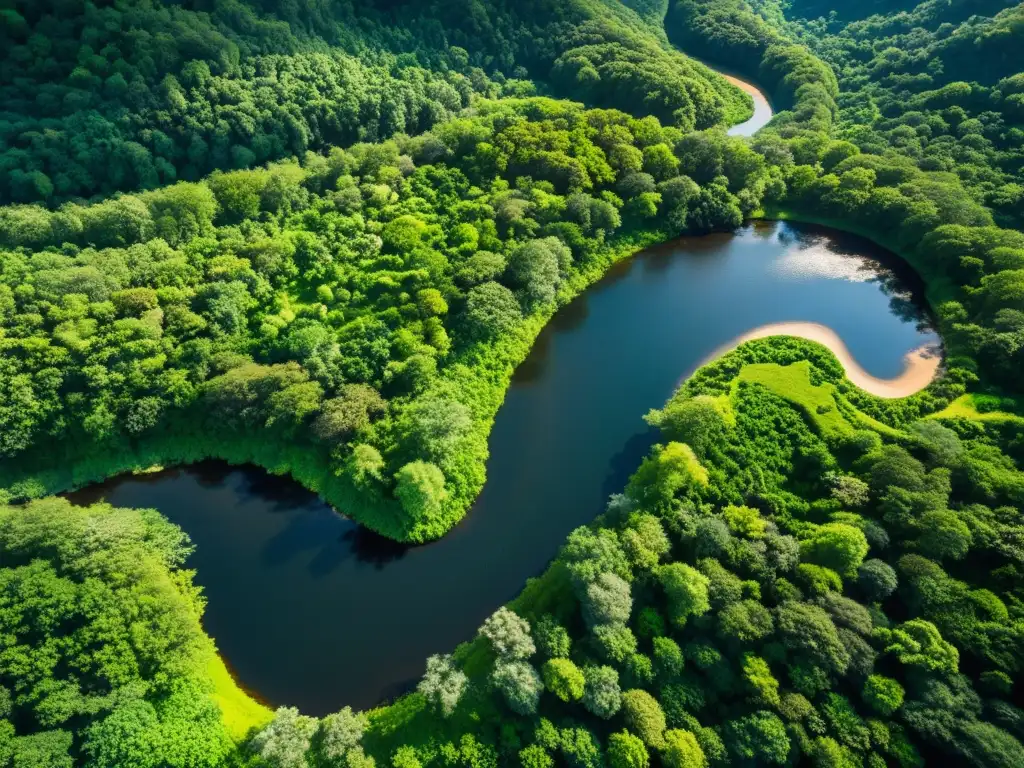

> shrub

[
  {"left": 607, "top": 731, "right": 649, "bottom": 768},
  {"left": 542, "top": 659, "right": 585, "bottom": 702},
  {"left": 621, "top": 690, "right": 667, "bottom": 748}
]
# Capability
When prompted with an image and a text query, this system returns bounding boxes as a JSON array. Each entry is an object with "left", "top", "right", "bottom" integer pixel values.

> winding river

[
  {"left": 69, "top": 220, "right": 940, "bottom": 715},
  {"left": 721, "top": 69, "right": 774, "bottom": 136}
]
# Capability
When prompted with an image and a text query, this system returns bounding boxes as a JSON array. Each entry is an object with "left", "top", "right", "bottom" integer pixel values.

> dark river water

[{"left": 68, "top": 221, "right": 939, "bottom": 716}]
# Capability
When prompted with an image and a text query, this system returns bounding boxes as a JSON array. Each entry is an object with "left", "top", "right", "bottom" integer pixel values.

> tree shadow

[{"left": 601, "top": 426, "right": 660, "bottom": 501}]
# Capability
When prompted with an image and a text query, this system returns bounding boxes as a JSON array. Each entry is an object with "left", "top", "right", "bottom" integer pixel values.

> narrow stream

[{"left": 723, "top": 71, "right": 774, "bottom": 136}]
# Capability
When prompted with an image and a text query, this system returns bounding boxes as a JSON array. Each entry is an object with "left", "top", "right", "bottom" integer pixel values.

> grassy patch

[
  {"left": 206, "top": 653, "right": 272, "bottom": 742},
  {"left": 736, "top": 361, "right": 855, "bottom": 440},
  {"left": 928, "top": 394, "right": 1024, "bottom": 424},
  {"left": 835, "top": 395, "right": 904, "bottom": 438}
]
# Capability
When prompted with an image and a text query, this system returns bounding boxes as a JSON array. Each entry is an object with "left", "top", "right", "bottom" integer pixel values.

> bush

[
  {"left": 862, "top": 675, "right": 905, "bottom": 717},
  {"left": 582, "top": 665, "right": 622, "bottom": 719},
  {"left": 621, "top": 690, "right": 668, "bottom": 748},
  {"left": 542, "top": 659, "right": 585, "bottom": 702},
  {"left": 607, "top": 731, "right": 649, "bottom": 768}
]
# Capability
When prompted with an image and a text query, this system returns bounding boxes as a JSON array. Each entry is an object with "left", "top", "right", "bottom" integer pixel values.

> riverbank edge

[
  {"left": 7, "top": 210, "right": 944, "bottom": 546},
  {"left": 361, "top": 328, "right": 952, "bottom": 752},
  {"left": 687, "top": 54, "right": 776, "bottom": 130},
  {"left": 0, "top": 61, "right": 776, "bottom": 546},
  {"left": 0, "top": 226, "right": 671, "bottom": 540},
  {"left": 3, "top": 208, "right": 947, "bottom": 537}
]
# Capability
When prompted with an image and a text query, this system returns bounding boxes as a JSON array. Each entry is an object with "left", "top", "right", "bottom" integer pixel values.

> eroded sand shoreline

[{"left": 701, "top": 322, "right": 942, "bottom": 398}]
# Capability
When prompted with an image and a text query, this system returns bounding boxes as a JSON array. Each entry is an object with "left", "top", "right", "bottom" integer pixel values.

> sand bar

[{"left": 701, "top": 321, "right": 942, "bottom": 398}]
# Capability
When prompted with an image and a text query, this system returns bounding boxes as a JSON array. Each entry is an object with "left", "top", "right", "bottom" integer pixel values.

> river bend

[{"left": 70, "top": 220, "right": 939, "bottom": 714}]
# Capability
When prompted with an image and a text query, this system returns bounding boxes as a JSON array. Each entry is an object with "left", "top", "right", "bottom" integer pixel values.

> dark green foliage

[
  {"left": 533, "top": 615, "right": 572, "bottom": 659},
  {"left": 0, "top": 0, "right": 750, "bottom": 207},
  {"left": 0, "top": 0, "right": 500, "bottom": 206}
]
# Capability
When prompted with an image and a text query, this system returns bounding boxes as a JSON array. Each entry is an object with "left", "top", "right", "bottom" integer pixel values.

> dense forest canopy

[
  {"left": 0, "top": 0, "right": 749, "bottom": 206},
  {"left": 0, "top": 498, "right": 234, "bottom": 768},
  {"left": 0, "top": 0, "right": 1023, "bottom": 766},
  {"left": 0, "top": 93, "right": 777, "bottom": 543},
  {"left": 762, "top": 0, "right": 1024, "bottom": 228}
]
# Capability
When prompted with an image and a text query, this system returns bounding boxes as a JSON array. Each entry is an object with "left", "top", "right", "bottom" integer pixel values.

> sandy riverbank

[
  {"left": 702, "top": 322, "right": 942, "bottom": 398},
  {"left": 720, "top": 73, "right": 773, "bottom": 136}
]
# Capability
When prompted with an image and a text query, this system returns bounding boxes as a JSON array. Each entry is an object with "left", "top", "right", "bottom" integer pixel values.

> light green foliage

[
  {"left": 0, "top": 74, "right": 769, "bottom": 546},
  {"left": 252, "top": 708, "right": 317, "bottom": 768},
  {"left": 10, "top": 730, "right": 74, "bottom": 768},
  {"left": 394, "top": 461, "right": 448, "bottom": 530},
  {"left": 799, "top": 523, "right": 869, "bottom": 579},
  {"left": 348, "top": 444, "right": 386, "bottom": 489},
  {"left": 506, "top": 238, "right": 568, "bottom": 310},
  {"left": 661, "top": 729, "right": 706, "bottom": 768},
  {"left": 809, "top": 737, "right": 860, "bottom": 768},
  {"left": 826, "top": 473, "right": 870, "bottom": 508},
  {"left": 392, "top": 745, "right": 422, "bottom": 768},
  {"left": 562, "top": 527, "right": 632, "bottom": 585},
  {"left": 81, "top": 701, "right": 161, "bottom": 768},
  {"left": 541, "top": 659, "right": 585, "bottom": 702},
  {"left": 658, "top": 563, "right": 711, "bottom": 629},
  {"left": 741, "top": 654, "right": 780, "bottom": 708},
  {"left": 863, "top": 675, "right": 905, "bottom": 717},
  {"left": 5, "top": 2, "right": 1024, "bottom": 767},
  {"left": 558, "top": 727, "right": 602, "bottom": 768},
  {"left": 593, "top": 624, "right": 639, "bottom": 664},
  {"left": 621, "top": 690, "right": 667, "bottom": 748},
  {"left": 717, "top": 599, "right": 774, "bottom": 643},
  {"left": 582, "top": 665, "right": 622, "bottom": 719},
  {"left": 607, "top": 730, "right": 649, "bottom": 768},
  {"left": 479, "top": 608, "right": 535, "bottom": 660},
  {"left": 519, "top": 745, "right": 553, "bottom": 768},
  {"left": 796, "top": 563, "right": 844, "bottom": 596},
  {"left": 417, "top": 655, "right": 468, "bottom": 717},
  {"left": 627, "top": 443, "right": 709, "bottom": 510},
  {"left": 0, "top": 499, "right": 232, "bottom": 767},
  {"left": 722, "top": 505, "right": 766, "bottom": 539},
  {"left": 736, "top": 362, "right": 853, "bottom": 439},
  {"left": 465, "top": 282, "right": 523, "bottom": 339},
  {"left": 620, "top": 514, "right": 671, "bottom": 570},
  {"left": 491, "top": 660, "right": 543, "bottom": 716},
  {"left": 876, "top": 619, "right": 959, "bottom": 674},
  {"left": 916, "top": 509, "right": 972, "bottom": 562},
  {"left": 581, "top": 572, "right": 633, "bottom": 628}
]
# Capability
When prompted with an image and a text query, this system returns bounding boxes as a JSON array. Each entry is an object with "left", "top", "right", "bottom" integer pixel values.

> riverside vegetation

[{"left": 0, "top": 0, "right": 1023, "bottom": 767}]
